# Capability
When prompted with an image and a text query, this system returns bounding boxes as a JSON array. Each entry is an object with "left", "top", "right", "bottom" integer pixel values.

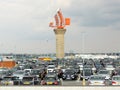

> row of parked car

[
  {"left": 0, "top": 57, "right": 120, "bottom": 86},
  {"left": 78, "top": 58, "right": 120, "bottom": 85},
  {"left": 57, "top": 58, "right": 120, "bottom": 86}
]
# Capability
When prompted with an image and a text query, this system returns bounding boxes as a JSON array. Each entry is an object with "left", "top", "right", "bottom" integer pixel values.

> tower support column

[{"left": 54, "top": 29, "right": 66, "bottom": 59}]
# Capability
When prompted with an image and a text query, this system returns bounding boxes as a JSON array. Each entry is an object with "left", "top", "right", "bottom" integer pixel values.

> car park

[{"left": 1, "top": 53, "right": 120, "bottom": 86}]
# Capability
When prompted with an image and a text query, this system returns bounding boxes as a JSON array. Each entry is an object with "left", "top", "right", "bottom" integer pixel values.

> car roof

[
  {"left": 90, "top": 75, "right": 106, "bottom": 77},
  {"left": 112, "top": 75, "right": 120, "bottom": 77}
]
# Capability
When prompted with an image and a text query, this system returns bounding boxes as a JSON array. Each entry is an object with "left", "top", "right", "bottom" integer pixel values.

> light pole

[
  {"left": 46, "top": 40, "right": 49, "bottom": 57},
  {"left": 82, "top": 32, "right": 86, "bottom": 86}
]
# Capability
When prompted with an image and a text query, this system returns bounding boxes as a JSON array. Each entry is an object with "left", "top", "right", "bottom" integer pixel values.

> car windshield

[
  {"left": 31, "top": 70, "right": 39, "bottom": 74},
  {"left": 99, "top": 70, "right": 109, "bottom": 74},
  {"left": 113, "top": 77, "right": 120, "bottom": 80},
  {"left": 106, "top": 65, "right": 113, "bottom": 68},
  {"left": 12, "top": 77, "right": 19, "bottom": 80},
  {"left": 84, "top": 70, "right": 92, "bottom": 76},
  {"left": 84, "top": 65, "right": 92, "bottom": 68},
  {"left": 45, "top": 77, "right": 56, "bottom": 82},
  {"left": 48, "top": 66, "right": 55, "bottom": 69},
  {"left": 90, "top": 76, "right": 105, "bottom": 80},
  {"left": 14, "top": 71, "right": 24, "bottom": 74},
  {"left": 3, "top": 77, "right": 12, "bottom": 80},
  {"left": 65, "top": 70, "right": 74, "bottom": 74},
  {"left": 0, "top": 71, "right": 7, "bottom": 74}
]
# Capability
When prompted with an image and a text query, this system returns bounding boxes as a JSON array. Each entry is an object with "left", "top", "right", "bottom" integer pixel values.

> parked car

[
  {"left": 94, "top": 60, "right": 103, "bottom": 71},
  {"left": 113, "top": 67, "right": 120, "bottom": 76},
  {"left": 105, "top": 64, "right": 115, "bottom": 71},
  {"left": 61, "top": 66, "right": 66, "bottom": 73},
  {"left": 62, "top": 69, "right": 78, "bottom": 80},
  {"left": 13, "top": 70, "right": 25, "bottom": 80},
  {"left": 47, "top": 65, "right": 56, "bottom": 73},
  {"left": 80, "top": 68, "right": 93, "bottom": 80},
  {"left": 112, "top": 75, "right": 120, "bottom": 85},
  {"left": 97, "top": 70, "right": 112, "bottom": 79},
  {"left": 21, "top": 76, "right": 40, "bottom": 85},
  {"left": 41, "top": 73, "right": 61, "bottom": 85},
  {"left": 70, "top": 65, "right": 80, "bottom": 74},
  {"left": 24, "top": 69, "right": 32, "bottom": 75},
  {"left": 0, "top": 68, "right": 9, "bottom": 78},
  {"left": 0, "top": 76, "right": 20, "bottom": 85},
  {"left": 30, "top": 69, "right": 41, "bottom": 77},
  {"left": 88, "top": 75, "right": 106, "bottom": 85}
]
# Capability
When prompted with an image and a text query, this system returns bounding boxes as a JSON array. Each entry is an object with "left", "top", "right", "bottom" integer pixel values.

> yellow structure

[{"left": 38, "top": 57, "right": 52, "bottom": 61}]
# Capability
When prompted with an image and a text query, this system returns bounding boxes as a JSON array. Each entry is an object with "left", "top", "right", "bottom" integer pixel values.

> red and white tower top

[{"left": 49, "top": 9, "right": 70, "bottom": 29}]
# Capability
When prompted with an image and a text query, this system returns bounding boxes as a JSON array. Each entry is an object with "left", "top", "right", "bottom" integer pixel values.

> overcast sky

[{"left": 0, "top": 0, "right": 120, "bottom": 54}]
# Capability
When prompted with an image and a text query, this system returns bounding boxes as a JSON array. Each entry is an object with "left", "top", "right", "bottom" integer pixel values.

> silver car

[
  {"left": 97, "top": 70, "right": 112, "bottom": 79},
  {"left": 1, "top": 76, "right": 14, "bottom": 85},
  {"left": 88, "top": 75, "right": 106, "bottom": 85},
  {"left": 112, "top": 75, "right": 120, "bottom": 85},
  {"left": 13, "top": 70, "right": 25, "bottom": 80}
]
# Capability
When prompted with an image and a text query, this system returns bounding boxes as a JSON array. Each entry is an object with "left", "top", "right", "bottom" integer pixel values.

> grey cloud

[{"left": 63, "top": 0, "right": 120, "bottom": 28}]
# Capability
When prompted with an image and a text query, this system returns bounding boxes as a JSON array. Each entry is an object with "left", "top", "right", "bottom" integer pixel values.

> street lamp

[{"left": 81, "top": 32, "right": 86, "bottom": 86}]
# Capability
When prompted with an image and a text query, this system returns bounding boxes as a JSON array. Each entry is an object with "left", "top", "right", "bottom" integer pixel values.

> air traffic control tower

[{"left": 49, "top": 9, "right": 70, "bottom": 59}]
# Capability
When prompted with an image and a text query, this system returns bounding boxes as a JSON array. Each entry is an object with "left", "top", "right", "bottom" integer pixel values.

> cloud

[
  {"left": 0, "top": 0, "right": 120, "bottom": 53},
  {"left": 63, "top": 0, "right": 120, "bottom": 28}
]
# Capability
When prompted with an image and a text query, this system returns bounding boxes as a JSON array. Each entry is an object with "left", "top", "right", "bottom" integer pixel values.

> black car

[
  {"left": 62, "top": 69, "right": 78, "bottom": 80},
  {"left": 41, "top": 73, "right": 61, "bottom": 85},
  {"left": 71, "top": 65, "right": 80, "bottom": 74}
]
